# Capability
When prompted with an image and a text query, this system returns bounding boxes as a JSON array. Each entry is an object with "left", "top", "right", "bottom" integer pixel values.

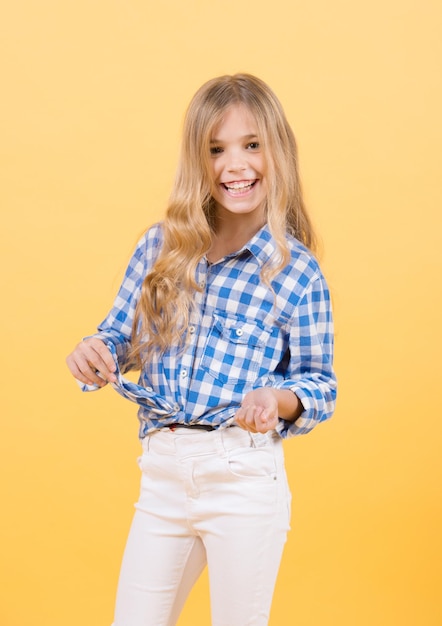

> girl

[{"left": 66, "top": 73, "right": 337, "bottom": 626}]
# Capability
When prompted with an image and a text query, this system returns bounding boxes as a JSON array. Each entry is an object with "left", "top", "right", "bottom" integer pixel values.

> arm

[
  {"left": 274, "top": 272, "right": 337, "bottom": 437},
  {"left": 66, "top": 226, "right": 161, "bottom": 388},
  {"left": 234, "top": 387, "right": 302, "bottom": 433},
  {"left": 235, "top": 272, "right": 337, "bottom": 436}
]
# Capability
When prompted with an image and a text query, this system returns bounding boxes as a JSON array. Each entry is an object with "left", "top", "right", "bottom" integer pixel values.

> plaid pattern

[{"left": 82, "top": 222, "right": 337, "bottom": 439}]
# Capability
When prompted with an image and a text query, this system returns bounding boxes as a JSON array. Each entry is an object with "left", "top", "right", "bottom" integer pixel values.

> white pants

[{"left": 112, "top": 426, "right": 292, "bottom": 626}]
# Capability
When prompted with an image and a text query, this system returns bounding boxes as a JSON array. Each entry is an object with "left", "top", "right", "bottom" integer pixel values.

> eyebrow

[{"left": 209, "top": 134, "right": 259, "bottom": 144}]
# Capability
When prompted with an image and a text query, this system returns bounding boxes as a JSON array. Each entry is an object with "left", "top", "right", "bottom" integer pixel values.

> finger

[
  {"left": 237, "top": 404, "right": 273, "bottom": 434},
  {"left": 78, "top": 339, "right": 116, "bottom": 382},
  {"left": 254, "top": 409, "right": 278, "bottom": 433},
  {"left": 87, "top": 350, "right": 117, "bottom": 383},
  {"left": 235, "top": 405, "right": 259, "bottom": 432},
  {"left": 66, "top": 340, "right": 116, "bottom": 386},
  {"left": 66, "top": 353, "right": 106, "bottom": 387},
  {"left": 66, "top": 355, "right": 100, "bottom": 387},
  {"left": 233, "top": 406, "right": 247, "bottom": 429},
  {"left": 90, "top": 339, "right": 117, "bottom": 374}
]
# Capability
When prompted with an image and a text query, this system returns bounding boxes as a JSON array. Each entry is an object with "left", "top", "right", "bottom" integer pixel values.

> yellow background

[{"left": 1, "top": 1, "right": 441, "bottom": 624}]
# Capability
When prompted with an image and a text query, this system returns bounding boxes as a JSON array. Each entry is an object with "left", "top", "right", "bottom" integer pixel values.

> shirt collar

[
  {"left": 202, "top": 223, "right": 279, "bottom": 268},
  {"left": 241, "top": 223, "right": 278, "bottom": 267}
]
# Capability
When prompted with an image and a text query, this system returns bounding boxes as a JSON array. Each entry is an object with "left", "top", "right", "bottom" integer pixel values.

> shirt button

[
  {"left": 145, "top": 386, "right": 153, "bottom": 392},
  {"left": 189, "top": 325, "right": 196, "bottom": 334},
  {"left": 173, "top": 403, "right": 180, "bottom": 411},
  {"left": 181, "top": 369, "right": 188, "bottom": 378},
  {"left": 235, "top": 328, "right": 244, "bottom": 337},
  {"left": 199, "top": 280, "right": 206, "bottom": 288}
]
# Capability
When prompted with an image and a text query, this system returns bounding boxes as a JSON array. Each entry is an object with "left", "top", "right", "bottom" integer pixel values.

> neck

[{"left": 207, "top": 212, "right": 266, "bottom": 263}]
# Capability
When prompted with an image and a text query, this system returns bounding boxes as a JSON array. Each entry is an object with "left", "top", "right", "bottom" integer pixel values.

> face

[{"left": 208, "top": 104, "right": 267, "bottom": 224}]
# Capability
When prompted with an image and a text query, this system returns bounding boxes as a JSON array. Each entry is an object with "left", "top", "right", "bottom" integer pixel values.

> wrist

[{"left": 272, "top": 388, "right": 303, "bottom": 422}]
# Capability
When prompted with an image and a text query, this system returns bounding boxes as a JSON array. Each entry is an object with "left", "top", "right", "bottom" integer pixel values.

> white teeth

[{"left": 225, "top": 181, "right": 254, "bottom": 191}]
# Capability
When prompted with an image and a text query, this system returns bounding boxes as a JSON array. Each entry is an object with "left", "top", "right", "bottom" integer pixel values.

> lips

[{"left": 221, "top": 179, "right": 257, "bottom": 194}]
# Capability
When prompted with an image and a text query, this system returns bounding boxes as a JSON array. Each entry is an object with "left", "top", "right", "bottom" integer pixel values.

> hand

[
  {"left": 234, "top": 388, "right": 279, "bottom": 433},
  {"left": 66, "top": 337, "right": 117, "bottom": 388}
]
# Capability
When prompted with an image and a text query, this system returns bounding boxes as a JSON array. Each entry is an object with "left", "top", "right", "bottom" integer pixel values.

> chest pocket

[{"left": 200, "top": 312, "right": 271, "bottom": 386}]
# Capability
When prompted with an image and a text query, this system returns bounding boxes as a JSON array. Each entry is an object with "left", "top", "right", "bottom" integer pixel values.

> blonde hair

[{"left": 131, "top": 73, "right": 316, "bottom": 363}]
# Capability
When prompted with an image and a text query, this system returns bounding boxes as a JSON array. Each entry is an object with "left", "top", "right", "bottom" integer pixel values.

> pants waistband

[{"left": 168, "top": 423, "right": 217, "bottom": 432}]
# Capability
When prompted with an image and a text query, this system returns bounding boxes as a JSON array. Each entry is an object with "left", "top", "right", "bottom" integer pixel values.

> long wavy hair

[{"left": 131, "top": 73, "right": 316, "bottom": 364}]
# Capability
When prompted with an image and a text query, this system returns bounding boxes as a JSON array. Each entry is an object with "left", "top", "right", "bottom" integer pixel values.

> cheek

[
  {"left": 255, "top": 155, "right": 266, "bottom": 176},
  {"left": 210, "top": 161, "right": 223, "bottom": 185}
]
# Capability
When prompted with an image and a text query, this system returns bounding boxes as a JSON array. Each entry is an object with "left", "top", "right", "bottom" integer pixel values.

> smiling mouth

[{"left": 222, "top": 179, "right": 257, "bottom": 194}]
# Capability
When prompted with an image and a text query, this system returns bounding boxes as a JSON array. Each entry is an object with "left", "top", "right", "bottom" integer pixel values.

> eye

[
  {"left": 210, "top": 146, "right": 223, "bottom": 155},
  {"left": 247, "top": 142, "right": 260, "bottom": 150}
]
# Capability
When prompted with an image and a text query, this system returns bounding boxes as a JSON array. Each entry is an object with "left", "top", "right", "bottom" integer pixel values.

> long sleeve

[
  {"left": 274, "top": 272, "right": 337, "bottom": 438},
  {"left": 88, "top": 226, "right": 162, "bottom": 373}
]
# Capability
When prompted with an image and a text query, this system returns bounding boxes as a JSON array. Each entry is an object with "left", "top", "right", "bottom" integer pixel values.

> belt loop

[
  {"left": 215, "top": 427, "right": 226, "bottom": 456},
  {"left": 249, "top": 432, "right": 270, "bottom": 448},
  {"left": 219, "top": 426, "right": 241, "bottom": 455}
]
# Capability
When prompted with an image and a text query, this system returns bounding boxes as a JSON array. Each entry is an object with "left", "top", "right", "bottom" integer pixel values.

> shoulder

[
  {"left": 273, "top": 235, "right": 329, "bottom": 306},
  {"left": 133, "top": 222, "right": 164, "bottom": 259},
  {"left": 285, "top": 235, "right": 323, "bottom": 281},
  {"left": 122, "top": 222, "right": 165, "bottom": 279}
]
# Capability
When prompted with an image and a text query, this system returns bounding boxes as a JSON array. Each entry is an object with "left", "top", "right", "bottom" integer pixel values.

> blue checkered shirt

[{"left": 82, "top": 222, "right": 337, "bottom": 439}]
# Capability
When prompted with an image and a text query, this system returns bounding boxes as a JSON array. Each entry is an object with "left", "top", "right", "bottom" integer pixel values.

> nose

[{"left": 226, "top": 149, "right": 247, "bottom": 173}]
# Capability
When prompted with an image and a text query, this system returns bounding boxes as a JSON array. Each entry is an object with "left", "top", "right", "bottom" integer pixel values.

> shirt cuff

[{"left": 273, "top": 379, "right": 335, "bottom": 438}]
